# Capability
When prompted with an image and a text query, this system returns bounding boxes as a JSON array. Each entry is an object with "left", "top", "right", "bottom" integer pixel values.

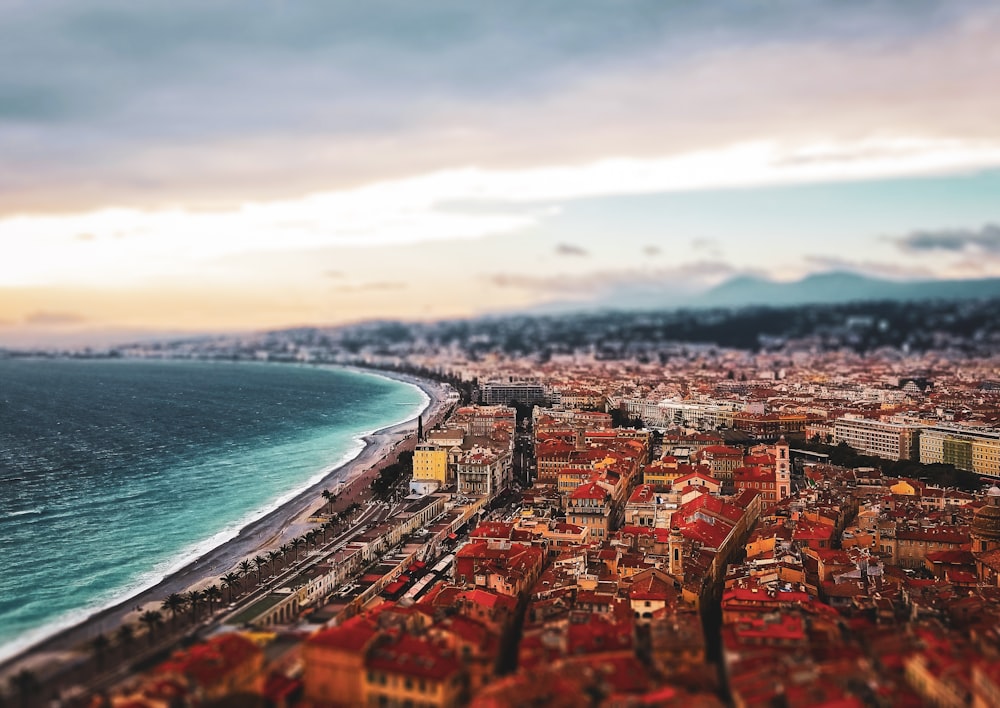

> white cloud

[{"left": 3, "top": 134, "right": 1000, "bottom": 287}]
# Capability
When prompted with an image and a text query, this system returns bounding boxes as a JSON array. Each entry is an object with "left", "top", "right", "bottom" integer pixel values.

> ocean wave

[
  {"left": 0, "top": 363, "right": 432, "bottom": 664},
  {"left": 7, "top": 507, "right": 43, "bottom": 518}
]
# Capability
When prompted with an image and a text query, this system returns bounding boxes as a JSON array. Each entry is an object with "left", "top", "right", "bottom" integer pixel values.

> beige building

[
  {"left": 920, "top": 425, "right": 1000, "bottom": 477},
  {"left": 833, "top": 415, "right": 921, "bottom": 461}
]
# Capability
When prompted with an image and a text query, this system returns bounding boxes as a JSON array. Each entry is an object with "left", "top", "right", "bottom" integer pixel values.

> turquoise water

[{"left": 0, "top": 359, "right": 426, "bottom": 662}]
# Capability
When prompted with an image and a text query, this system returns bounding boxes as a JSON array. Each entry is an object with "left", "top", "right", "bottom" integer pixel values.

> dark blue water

[{"left": 0, "top": 359, "right": 425, "bottom": 661}]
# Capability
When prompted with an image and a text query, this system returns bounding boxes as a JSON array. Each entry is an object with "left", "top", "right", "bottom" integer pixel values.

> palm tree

[
  {"left": 161, "top": 593, "right": 188, "bottom": 626},
  {"left": 253, "top": 555, "right": 268, "bottom": 584},
  {"left": 267, "top": 550, "right": 282, "bottom": 575},
  {"left": 321, "top": 488, "right": 335, "bottom": 514},
  {"left": 91, "top": 633, "right": 110, "bottom": 671},
  {"left": 139, "top": 610, "right": 164, "bottom": 646},
  {"left": 186, "top": 590, "right": 204, "bottom": 622},
  {"left": 305, "top": 530, "right": 318, "bottom": 550},
  {"left": 221, "top": 572, "right": 241, "bottom": 602},
  {"left": 204, "top": 585, "right": 223, "bottom": 613},
  {"left": 238, "top": 559, "right": 253, "bottom": 586},
  {"left": 290, "top": 537, "right": 305, "bottom": 563},
  {"left": 279, "top": 543, "right": 290, "bottom": 568},
  {"left": 10, "top": 668, "right": 39, "bottom": 708},
  {"left": 117, "top": 623, "right": 135, "bottom": 657}
]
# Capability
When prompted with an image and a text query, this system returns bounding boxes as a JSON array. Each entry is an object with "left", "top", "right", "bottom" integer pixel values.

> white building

[{"left": 833, "top": 415, "right": 921, "bottom": 461}]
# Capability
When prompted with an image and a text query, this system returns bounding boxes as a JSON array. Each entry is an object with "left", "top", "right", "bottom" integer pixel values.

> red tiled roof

[
  {"left": 793, "top": 521, "right": 834, "bottom": 541},
  {"left": 673, "top": 470, "right": 719, "bottom": 486},
  {"left": 309, "top": 615, "right": 380, "bottom": 653},
  {"left": 366, "top": 635, "right": 462, "bottom": 682},
  {"left": 676, "top": 517, "right": 731, "bottom": 549},
  {"left": 471, "top": 521, "right": 516, "bottom": 540},
  {"left": 734, "top": 466, "right": 775, "bottom": 483},
  {"left": 570, "top": 481, "right": 608, "bottom": 501},
  {"left": 699, "top": 445, "right": 743, "bottom": 456},
  {"left": 628, "top": 484, "right": 656, "bottom": 504},
  {"left": 155, "top": 633, "right": 261, "bottom": 689},
  {"left": 723, "top": 584, "right": 811, "bottom": 607},
  {"left": 628, "top": 573, "right": 678, "bottom": 602}
]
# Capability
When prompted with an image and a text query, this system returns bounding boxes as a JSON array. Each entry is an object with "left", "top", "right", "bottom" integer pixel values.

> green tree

[
  {"left": 91, "top": 633, "right": 110, "bottom": 671},
  {"left": 253, "top": 555, "right": 268, "bottom": 584},
  {"left": 139, "top": 610, "right": 164, "bottom": 646},
  {"left": 221, "top": 572, "right": 241, "bottom": 603},
  {"left": 117, "top": 623, "right": 135, "bottom": 657},
  {"left": 267, "top": 550, "right": 282, "bottom": 576},
  {"left": 161, "top": 593, "right": 188, "bottom": 626},
  {"left": 204, "top": 585, "right": 223, "bottom": 614},
  {"left": 10, "top": 668, "right": 39, "bottom": 708},
  {"left": 238, "top": 559, "right": 254, "bottom": 587},
  {"left": 186, "top": 590, "right": 205, "bottom": 622}
]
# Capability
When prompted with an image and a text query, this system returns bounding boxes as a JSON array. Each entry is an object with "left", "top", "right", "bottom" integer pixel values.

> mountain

[{"left": 693, "top": 272, "right": 1000, "bottom": 308}]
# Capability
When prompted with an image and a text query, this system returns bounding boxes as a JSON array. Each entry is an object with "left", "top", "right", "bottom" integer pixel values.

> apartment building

[
  {"left": 833, "top": 415, "right": 921, "bottom": 461},
  {"left": 920, "top": 425, "right": 1000, "bottom": 477}
]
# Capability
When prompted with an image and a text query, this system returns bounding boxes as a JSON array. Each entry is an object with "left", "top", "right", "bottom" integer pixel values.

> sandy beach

[{"left": 0, "top": 366, "right": 454, "bottom": 680}]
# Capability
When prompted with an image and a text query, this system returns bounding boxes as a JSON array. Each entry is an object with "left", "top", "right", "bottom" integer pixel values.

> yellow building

[
  {"left": 921, "top": 425, "right": 1000, "bottom": 476},
  {"left": 890, "top": 479, "right": 919, "bottom": 496},
  {"left": 303, "top": 617, "right": 379, "bottom": 706},
  {"left": 304, "top": 618, "right": 466, "bottom": 707},
  {"left": 364, "top": 635, "right": 466, "bottom": 707},
  {"left": 413, "top": 442, "right": 450, "bottom": 485},
  {"left": 557, "top": 468, "right": 595, "bottom": 500}
]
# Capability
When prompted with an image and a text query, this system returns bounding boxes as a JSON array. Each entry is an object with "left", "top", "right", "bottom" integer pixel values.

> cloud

[
  {"left": 332, "top": 281, "right": 407, "bottom": 293},
  {"left": 802, "top": 255, "right": 934, "bottom": 280},
  {"left": 9, "top": 134, "right": 1000, "bottom": 289},
  {"left": 555, "top": 243, "right": 588, "bottom": 257},
  {"left": 23, "top": 311, "right": 86, "bottom": 326},
  {"left": 2, "top": 2, "right": 1000, "bottom": 214},
  {"left": 642, "top": 245, "right": 661, "bottom": 257},
  {"left": 896, "top": 223, "right": 1000, "bottom": 253},
  {"left": 487, "top": 259, "right": 740, "bottom": 295}
]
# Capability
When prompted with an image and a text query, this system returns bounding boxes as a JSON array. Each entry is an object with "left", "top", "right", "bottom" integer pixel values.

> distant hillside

[{"left": 695, "top": 272, "right": 1000, "bottom": 307}]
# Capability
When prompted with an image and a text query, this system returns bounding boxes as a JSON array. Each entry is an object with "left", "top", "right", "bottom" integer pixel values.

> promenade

[{"left": 0, "top": 371, "right": 454, "bottom": 704}]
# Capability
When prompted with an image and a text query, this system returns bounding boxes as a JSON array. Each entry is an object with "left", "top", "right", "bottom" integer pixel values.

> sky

[{"left": 2, "top": 0, "right": 1000, "bottom": 346}]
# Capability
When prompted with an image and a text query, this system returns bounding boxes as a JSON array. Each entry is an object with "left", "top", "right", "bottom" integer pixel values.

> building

[
  {"left": 567, "top": 481, "right": 615, "bottom": 540},
  {"left": 412, "top": 442, "right": 450, "bottom": 488},
  {"left": 695, "top": 445, "right": 744, "bottom": 487},
  {"left": 155, "top": 633, "right": 265, "bottom": 703},
  {"left": 456, "top": 446, "right": 511, "bottom": 497},
  {"left": 364, "top": 634, "right": 466, "bottom": 708},
  {"left": 481, "top": 378, "right": 550, "bottom": 406},
  {"left": 454, "top": 540, "right": 544, "bottom": 598},
  {"left": 920, "top": 425, "right": 1000, "bottom": 477},
  {"left": 832, "top": 415, "right": 921, "bottom": 461}
]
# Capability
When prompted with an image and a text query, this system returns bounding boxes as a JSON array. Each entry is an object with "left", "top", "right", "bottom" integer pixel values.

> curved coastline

[{"left": 0, "top": 364, "right": 452, "bottom": 678}]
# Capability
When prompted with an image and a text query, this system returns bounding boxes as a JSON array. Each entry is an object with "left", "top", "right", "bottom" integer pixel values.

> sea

[{"left": 0, "top": 358, "right": 427, "bottom": 663}]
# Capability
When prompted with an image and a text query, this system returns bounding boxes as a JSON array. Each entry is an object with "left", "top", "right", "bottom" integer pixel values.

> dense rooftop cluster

[{"left": 11, "top": 304, "right": 1000, "bottom": 706}]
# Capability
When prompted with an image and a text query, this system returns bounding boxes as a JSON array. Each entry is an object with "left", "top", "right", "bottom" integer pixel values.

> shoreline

[{"left": 0, "top": 364, "right": 454, "bottom": 679}]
